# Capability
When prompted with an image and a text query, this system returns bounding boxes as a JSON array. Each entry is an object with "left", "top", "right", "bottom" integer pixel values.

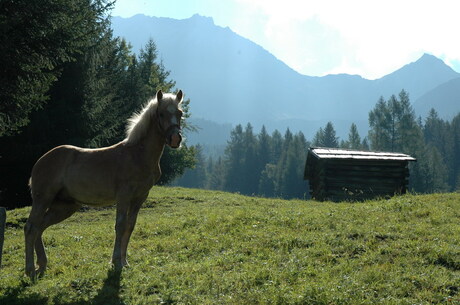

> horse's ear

[
  {"left": 176, "top": 90, "right": 183, "bottom": 103},
  {"left": 156, "top": 90, "right": 163, "bottom": 102}
]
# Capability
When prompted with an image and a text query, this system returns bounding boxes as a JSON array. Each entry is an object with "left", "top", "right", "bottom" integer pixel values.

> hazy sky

[{"left": 112, "top": 0, "right": 460, "bottom": 80}]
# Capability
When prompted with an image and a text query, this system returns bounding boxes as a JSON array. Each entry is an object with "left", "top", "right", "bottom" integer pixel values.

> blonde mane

[{"left": 125, "top": 97, "right": 159, "bottom": 146}]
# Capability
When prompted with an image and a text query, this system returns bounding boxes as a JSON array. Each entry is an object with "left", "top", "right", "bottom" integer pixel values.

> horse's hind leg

[
  {"left": 25, "top": 196, "right": 52, "bottom": 278},
  {"left": 34, "top": 200, "right": 81, "bottom": 275}
]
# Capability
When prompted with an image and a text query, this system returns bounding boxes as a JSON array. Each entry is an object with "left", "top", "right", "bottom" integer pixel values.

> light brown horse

[{"left": 24, "top": 90, "right": 184, "bottom": 278}]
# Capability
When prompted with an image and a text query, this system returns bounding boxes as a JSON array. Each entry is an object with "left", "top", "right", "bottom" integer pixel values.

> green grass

[{"left": 1, "top": 187, "right": 460, "bottom": 304}]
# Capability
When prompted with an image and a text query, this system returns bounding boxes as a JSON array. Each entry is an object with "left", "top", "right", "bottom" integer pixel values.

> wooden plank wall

[{"left": 308, "top": 159, "right": 410, "bottom": 201}]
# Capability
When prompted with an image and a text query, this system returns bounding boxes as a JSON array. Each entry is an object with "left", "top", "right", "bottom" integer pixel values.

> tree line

[
  {"left": 0, "top": 0, "right": 195, "bottom": 208},
  {"left": 176, "top": 125, "right": 310, "bottom": 199},
  {"left": 176, "top": 89, "right": 460, "bottom": 198}
]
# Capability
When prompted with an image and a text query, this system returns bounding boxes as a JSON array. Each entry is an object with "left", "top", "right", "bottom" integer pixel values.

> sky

[{"left": 112, "top": 0, "right": 460, "bottom": 80}]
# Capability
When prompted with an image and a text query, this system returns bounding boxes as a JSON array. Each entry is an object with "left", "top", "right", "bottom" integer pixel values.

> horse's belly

[
  {"left": 61, "top": 174, "right": 117, "bottom": 206},
  {"left": 58, "top": 185, "right": 115, "bottom": 207}
]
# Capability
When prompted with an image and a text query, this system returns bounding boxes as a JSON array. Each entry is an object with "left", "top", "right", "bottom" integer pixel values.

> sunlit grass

[{"left": 1, "top": 187, "right": 459, "bottom": 304}]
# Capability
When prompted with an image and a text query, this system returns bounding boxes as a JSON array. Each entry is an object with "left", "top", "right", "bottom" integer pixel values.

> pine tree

[
  {"left": 0, "top": 0, "right": 114, "bottom": 136},
  {"left": 312, "top": 127, "right": 324, "bottom": 147},
  {"left": 258, "top": 164, "right": 277, "bottom": 197},
  {"left": 207, "top": 157, "right": 226, "bottom": 190},
  {"left": 313, "top": 122, "right": 339, "bottom": 148},
  {"left": 0, "top": 0, "right": 116, "bottom": 207},
  {"left": 452, "top": 114, "right": 460, "bottom": 191},
  {"left": 423, "top": 109, "right": 455, "bottom": 190},
  {"left": 173, "top": 145, "right": 207, "bottom": 188},
  {"left": 0, "top": 13, "right": 196, "bottom": 207},
  {"left": 257, "top": 126, "right": 271, "bottom": 173},
  {"left": 270, "top": 130, "right": 284, "bottom": 163},
  {"left": 241, "top": 123, "right": 258, "bottom": 195},
  {"left": 223, "top": 124, "right": 245, "bottom": 192},
  {"left": 368, "top": 96, "right": 392, "bottom": 151},
  {"left": 279, "top": 132, "right": 309, "bottom": 198},
  {"left": 347, "top": 123, "right": 362, "bottom": 149}
]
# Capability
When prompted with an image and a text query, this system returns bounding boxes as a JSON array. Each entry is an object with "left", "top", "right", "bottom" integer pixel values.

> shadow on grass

[
  {"left": 0, "top": 268, "right": 124, "bottom": 305},
  {"left": 57, "top": 267, "right": 125, "bottom": 305},
  {"left": 0, "top": 279, "right": 48, "bottom": 305},
  {"left": 89, "top": 267, "right": 124, "bottom": 305}
]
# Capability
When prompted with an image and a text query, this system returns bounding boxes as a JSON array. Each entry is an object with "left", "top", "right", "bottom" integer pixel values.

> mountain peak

[
  {"left": 416, "top": 53, "right": 445, "bottom": 65},
  {"left": 376, "top": 52, "right": 459, "bottom": 99},
  {"left": 188, "top": 14, "right": 215, "bottom": 25}
]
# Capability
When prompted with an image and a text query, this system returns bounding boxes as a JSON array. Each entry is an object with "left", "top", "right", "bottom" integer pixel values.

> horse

[{"left": 24, "top": 90, "right": 184, "bottom": 278}]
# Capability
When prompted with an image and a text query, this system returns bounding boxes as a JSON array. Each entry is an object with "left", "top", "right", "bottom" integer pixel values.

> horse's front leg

[
  {"left": 120, "top": 195, "right": 147, "bottom": 266},
  {"left": 112, "top": 202, "right": 129, "bottom": 269}
]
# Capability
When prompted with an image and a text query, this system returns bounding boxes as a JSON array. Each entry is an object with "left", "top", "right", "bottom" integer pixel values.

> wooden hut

[{"left": 304, "top": 147, "right": 416, "bottom": 201}]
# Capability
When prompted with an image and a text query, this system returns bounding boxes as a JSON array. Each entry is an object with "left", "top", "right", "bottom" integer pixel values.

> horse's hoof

[
  {"left": 36, "top": 267, "right": 46, "bottom": 278},
  {"left": 110, "top": 259, "right": 129, "bottom": 270},
  {"left": 25, "top": 269, "right": 37, "bottom": 280}
]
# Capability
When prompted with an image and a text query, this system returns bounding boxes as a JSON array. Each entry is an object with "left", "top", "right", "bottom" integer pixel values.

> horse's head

[{"left": 156, "top": 89, "right": 184, "bottom": 148}]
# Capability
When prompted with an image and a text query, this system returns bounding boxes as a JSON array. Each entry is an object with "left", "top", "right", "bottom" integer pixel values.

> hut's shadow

[{"left": 90, "top": 268, "right": 123, "bottom": 305}]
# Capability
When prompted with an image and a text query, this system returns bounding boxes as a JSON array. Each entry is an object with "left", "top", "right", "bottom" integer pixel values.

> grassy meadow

[{"left": 0, "top": 187, "right": 459, "bottom": 304}]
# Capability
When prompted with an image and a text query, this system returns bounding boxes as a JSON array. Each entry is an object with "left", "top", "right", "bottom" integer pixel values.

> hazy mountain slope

[
  {"left": 112, "top": 14, "right": 310, "bottom": 125},
  {"left": 111, "top": 14, "right": 460, "bottom": 141},
  {"left": 414, "top": 77, "right": 460, "bottom": 119},
  {"left": 374, "top": 53, "right": 460, "bottom": 100}
]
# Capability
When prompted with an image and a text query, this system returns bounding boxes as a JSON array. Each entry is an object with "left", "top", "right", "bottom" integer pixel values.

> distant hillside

[
  {"left": 374, "top": 54, "right": 460, "bottom": 100},
  {"left": 414, "top": 77, "right": 460, "bottom": 119},
  {"left": 111, "top": 14, "right": 460, "bottom": 142}
]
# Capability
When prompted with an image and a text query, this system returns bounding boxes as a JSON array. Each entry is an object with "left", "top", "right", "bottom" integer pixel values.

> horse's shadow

[
  {"left": 0, "top": 279, "right": 48, "bottom": 305},
  {"left": 90, "top": 267, "right": 124, "bottom": 305},
  {"left": 0, "top": 268, "right": 123, "bottom": 305}
]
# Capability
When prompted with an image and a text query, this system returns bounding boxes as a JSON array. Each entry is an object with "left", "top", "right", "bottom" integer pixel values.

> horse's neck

[{"left": 136, "top": 123, "right": 165, "bottom": 168}]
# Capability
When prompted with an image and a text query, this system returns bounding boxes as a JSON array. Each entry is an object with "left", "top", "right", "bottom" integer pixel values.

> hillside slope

[
  {"left": 1, "top": 187, "right": 459, "bottom": 304},
  {"left": 414, "top": 77, "right": 460, "bottom": 119}
]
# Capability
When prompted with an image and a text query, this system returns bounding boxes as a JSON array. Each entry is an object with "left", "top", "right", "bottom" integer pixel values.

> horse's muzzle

[{"left": 166, "top": 126, "right": 182, "bottom": 148}]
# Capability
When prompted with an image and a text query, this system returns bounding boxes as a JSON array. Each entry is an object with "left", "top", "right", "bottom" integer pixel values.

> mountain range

[{"left": 111, "top": 14, "right": 460, "bottom": 143}]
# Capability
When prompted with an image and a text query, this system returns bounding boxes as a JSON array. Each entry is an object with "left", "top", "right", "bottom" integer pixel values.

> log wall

[{"left": 306, "top": 155, "right": 411, "bottom": 201}]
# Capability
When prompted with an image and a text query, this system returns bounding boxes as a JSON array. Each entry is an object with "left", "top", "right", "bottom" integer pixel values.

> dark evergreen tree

[
  {"left": 241, "top": 123, "right": 258, "bottom": 195},
  {"left": 223, "top": 124, "right": 245, "bottom": 192},
  {"left": 312, "top": 127, "right": 324, "bottom": 147},
  {"left": 451, "top": 114, "right": 460, "bottom": 191},
  {"left": 0, "top": 0, "right": 114, "bottom": 136},
  {"left": 361, "top": 137, "right": 370, "bottom": 151},
  {"left": 0, "top": 0, "right": 116, "bottom": 207},
  {"left": 258, "top": 164, "right": 277, "bottom": 197},
  {"left": 0, "top": 11, "right": 196, "bottom": 207},
  {"left": 270, "top": 130, "right": 284, "bottom": 163},
  {"left": 313, "top": 122, "right": 339, "bottom": 148},
  {"left": 369, "top": 90, "right": 420, "bottom": 153},
  {"left": 347, "top": 123, "right": 362, "bottom": 149},
  {"left": 257, "top": 126, "right": 271, "bottom": 174},
  {"left": 278, "top": 132, "right": 309, "bottom": 198},
  {"left": 207, "top": 156, "right": 226, "bottom": 190},
  {"left": 423, "top": 109, "right": 454, "bottom": 190},
  {"left": 172, "top": 145, "right": 206, "bottom": 188},
  {"left": 368, "top": 96, "right": 392, "bottom": 151},
  {"left": 396, "top": 90, "right": 421, "bottom": 154}
]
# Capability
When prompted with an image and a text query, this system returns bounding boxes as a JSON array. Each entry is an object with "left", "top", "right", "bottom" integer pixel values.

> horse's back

[
  {"left": 30, "top": 144, "right": 121, "bottom": 206},
  {"left": 29, "top": 145, "right": 80, "bottom": 201}
]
